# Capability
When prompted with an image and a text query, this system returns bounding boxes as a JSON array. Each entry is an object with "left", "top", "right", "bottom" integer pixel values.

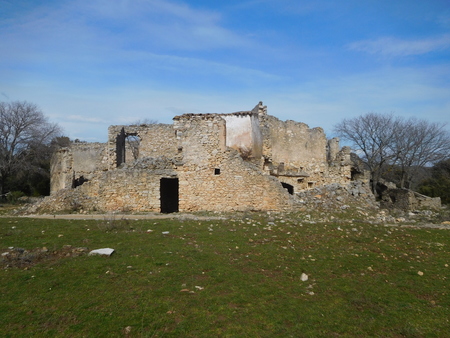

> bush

[{"left": 6, "top": 191, "right": 26, "bottom": 204}]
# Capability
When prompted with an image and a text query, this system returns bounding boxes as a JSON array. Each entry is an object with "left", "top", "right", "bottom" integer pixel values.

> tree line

[
  {"left": 334, "top": 112, "right": 450, "bottom": 202},
  {"left": 0, "top": 101, "right": 67, "bottom": 200}
]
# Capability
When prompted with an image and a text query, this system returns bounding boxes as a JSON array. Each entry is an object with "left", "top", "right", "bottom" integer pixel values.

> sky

[{"left": 1, "top": 0, "right": 449, "bottom": 142}]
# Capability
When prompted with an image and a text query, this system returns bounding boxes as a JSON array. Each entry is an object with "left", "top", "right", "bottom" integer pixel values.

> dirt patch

[{"left": 1, "top": 245, "right": 89, "bottom": 269}]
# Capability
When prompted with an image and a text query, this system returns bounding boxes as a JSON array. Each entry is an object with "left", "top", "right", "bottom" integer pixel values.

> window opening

[
  {"left": 281, "top": 182, "right": 294, "bottom": 195},
  {"left": 73, "top": 175, "right": 88, "bottom": 188},
  {"left": 125, "top": 134, "right": 141, "bottom": 161}
]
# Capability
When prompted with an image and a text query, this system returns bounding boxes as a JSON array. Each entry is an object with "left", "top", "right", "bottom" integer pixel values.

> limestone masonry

[{"left": 41, "top": 102, "right": 372, "bottom": 213}]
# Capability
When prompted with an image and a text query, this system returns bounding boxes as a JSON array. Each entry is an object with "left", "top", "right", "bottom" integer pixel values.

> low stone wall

[{"left": 381, "top": 188, "right": 441, "bottom": 211}]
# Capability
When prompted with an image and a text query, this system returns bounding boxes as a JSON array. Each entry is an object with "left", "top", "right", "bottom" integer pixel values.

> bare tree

[
  {"left": 0, "top": 101, "right": 62, "bottom": 195},
  {"left": 334, "top": 113, "right": 398, "bottom": 193},
  {"left": 334, "top": 112, "right": 450, "bottom": 196},
  {"left": 392, "top": 118, "right": 450, "bottom": 189},
  {"left": 131, "top": 118, "right": 158, "bottom": 126}
]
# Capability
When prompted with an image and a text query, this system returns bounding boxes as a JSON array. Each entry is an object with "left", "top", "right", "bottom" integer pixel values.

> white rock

[
  {"left": 89, "top": 248, "right": 115, "bottom": 256},
  {"left": 301, "top": 273, "right": 309, "bottom": 282},
  {"left": 162, "top": 231, "right": 170, "bottom": 235}
]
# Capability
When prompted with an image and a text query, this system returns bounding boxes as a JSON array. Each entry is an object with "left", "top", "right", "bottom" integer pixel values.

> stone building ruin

[{"left": 43, "top": 102, "right": 370, "bottom": 213}]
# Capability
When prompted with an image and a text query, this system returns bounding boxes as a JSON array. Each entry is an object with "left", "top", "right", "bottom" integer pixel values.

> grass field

[{"left": 1, "top": 209, "right": 449, "bottom": 337}]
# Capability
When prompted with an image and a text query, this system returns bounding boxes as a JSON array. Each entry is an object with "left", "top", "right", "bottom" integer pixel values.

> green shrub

[{"left": 6, "top": 191, "right": 26, "bottom": 204}]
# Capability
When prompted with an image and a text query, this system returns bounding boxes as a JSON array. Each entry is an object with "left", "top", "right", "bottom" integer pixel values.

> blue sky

[{"left": 1, "top": 0, "right": 449, "bottom": 142}]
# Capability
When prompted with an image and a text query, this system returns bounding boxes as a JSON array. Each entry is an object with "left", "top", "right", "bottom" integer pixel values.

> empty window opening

[
  {"left": 116, "top": 128, "right": 126, "bottom": 167},
  {"left": 214, "top": 168, "right": 221, "bottom": 175},
  {"left": 351, "top": 168, "right": 363, "bottom": 181},
  {"left": 160, "top": 178, "right": 179, "bottom": 213},
  {"left": 73, "top": 175, "right": 88, "bottom": 188},
  {"left": 281, "top": 182, "right": 294, "bottom": 195},
  {"left": 308, "top": 181, "right": 314, "bottom": 188},
  {"left": 125, "top": 134, "right": 141, "bottom": 161}
]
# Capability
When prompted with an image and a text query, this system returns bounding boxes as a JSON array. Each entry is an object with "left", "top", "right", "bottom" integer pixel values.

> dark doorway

[
  {"left": 160, "top": 178, "right": 179, "bottom": 213},
  {"left": 281, "top": 182, "right": 294, "bottom": 195}
]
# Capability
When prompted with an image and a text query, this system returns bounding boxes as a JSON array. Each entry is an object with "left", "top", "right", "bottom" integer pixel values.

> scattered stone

[
  {"left": 88, "top": 248, "right": 115, "bottom": 256},
  {"left": 162, "top": 231, "right": 170, "bottom": 235},
  {"left": 418, "top": 271, "right": 424, "bottom": 276},
  {"left": 300, "top": 273, "right": 309, "bottom": 282},
  {"left": 123, "top": 326, "right": 132, "bottom": 335}
]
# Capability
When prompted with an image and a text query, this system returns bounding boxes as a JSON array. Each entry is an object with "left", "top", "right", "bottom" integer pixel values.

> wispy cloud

[
  {"left": 67, "top": 115, "right": 106, "bottom": 124},
  {"left": 348, "top": 34, "right": 450, "bottom": 57},
  {"left": 31, "top": 0, "right": 249, "bottom": 51},
  {"left": 0, "top": 0, "right": 267, "bottom": 85}
]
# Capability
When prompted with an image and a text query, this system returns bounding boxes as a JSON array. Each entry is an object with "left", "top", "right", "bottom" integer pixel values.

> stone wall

[
  {"left": 177, "top": 151, "right": 294, "bottom": 212},
  {"left": 380, "top": 188, "right": 441, "bottom": 211},
  {"left": 173, "top": 114, "right": 226, "bottom": 167},
  {"left": 222, "top": 113, "right": 263, "bottom": 159},
  {"left": 44, "top": 157, "right": 178, "bottom": 213},
  {"left": 50, "top": 143, "right": 108, "bottom": 194},
  {"left": 107, "top": 123, "right": 176, "bottom": 168},
  {"left": 173, "top": 114, "right": 294, "bottom": 211}
]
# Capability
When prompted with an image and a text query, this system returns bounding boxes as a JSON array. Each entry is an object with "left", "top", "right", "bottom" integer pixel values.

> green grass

[{"left": 1, "top": 212, "right": 450, "bottom": 337}]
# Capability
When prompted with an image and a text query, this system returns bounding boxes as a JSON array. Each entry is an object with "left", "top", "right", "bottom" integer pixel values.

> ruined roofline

[
  {"left": 173, "top": 101, "right": 267, "bottom": 121},
  {"left": 108, "top": 122, "right": 171, "bottom": 130},
  {"left": 173, "top": 111, "right": 255, "bottom": 121}
]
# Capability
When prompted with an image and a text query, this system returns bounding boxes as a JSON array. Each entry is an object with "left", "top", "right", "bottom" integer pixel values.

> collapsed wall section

[
  {"left": 50, "top": 143, "right": 108, "bottom": 194},
  {"left": 260, "top": 115, "right": 327, "bottom": 169},
  {"left": 42, "top": 157, "right": 178, "bottom": 213},
  {"left": 107, "top": 123, "right": 176, "bottom": 168},
  {"left": 259, "top": 114, "right": 334, "bottom": 192}
]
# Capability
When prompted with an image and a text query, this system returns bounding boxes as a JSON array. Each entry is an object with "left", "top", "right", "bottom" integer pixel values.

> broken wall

[
  {"left": 50, "top": 143, "right": 108, "bottom": 194},
  {"left": 44, "top": 157, "right": 178, "bottom": 213},
  {"left": 223, "top": 113, "right": 263, "bottom": 159},
  {"left": 381, "top": 188, "right": 441, "bottom": 211},
  {"left": 107, "top": 123, "right": 176, "bottom": 168},
  {"left": 174, "top": 114, "right": 295, "bottom": 212}
]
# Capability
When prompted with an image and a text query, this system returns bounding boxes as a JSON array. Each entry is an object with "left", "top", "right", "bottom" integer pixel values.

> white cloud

[{"left": 348, "top": 35, "right": 450, "bottom": 57}]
